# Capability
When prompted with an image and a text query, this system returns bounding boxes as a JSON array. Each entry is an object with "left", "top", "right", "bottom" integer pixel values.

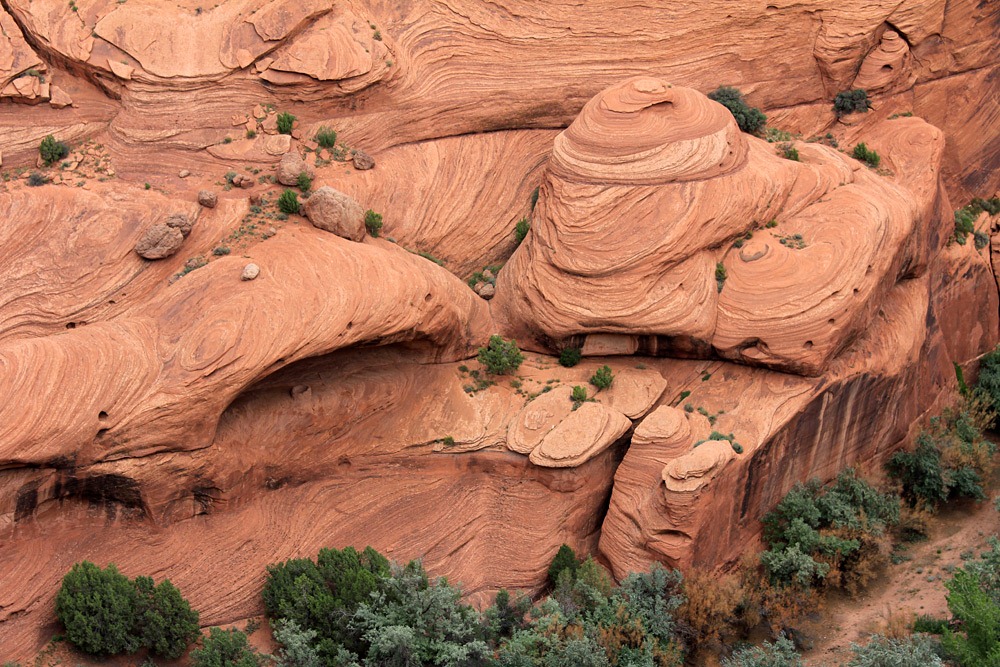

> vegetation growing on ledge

[
  {"left": 477, "top": 335, "right": 524, "bottom": 375},
  {"left": 852, "top": 142, "right": 881, "bottom": 169},
  {"left": 708, "top": 86, "right": 766, "bottom": 134},
  {"left": 833, "top": 89, "right": 872, "bottom": 116}
]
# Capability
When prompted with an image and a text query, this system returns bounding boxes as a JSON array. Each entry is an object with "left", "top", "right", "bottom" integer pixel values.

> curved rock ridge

[
  {"left": 494, "top": 77, "right": 942, "bottom": 376},
  {"left": 0, "top": 210, "right": 493, "bottom": 469}
]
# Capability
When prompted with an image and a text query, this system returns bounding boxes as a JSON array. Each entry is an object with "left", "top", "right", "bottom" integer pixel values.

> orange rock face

[{"left": 0, "top": 0, "right": 998, "bottom": 658}]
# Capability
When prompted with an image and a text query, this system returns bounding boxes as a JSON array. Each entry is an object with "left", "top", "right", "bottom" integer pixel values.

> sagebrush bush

[
  {"left": 847, "top": 634, "right": 943, "bottom": 667},
  {"left": 296, "top": 171, "right": 312, "bottom": 192},
  {"left": 477, "top": 335, "right": 523, "bottom": 375},
  {"left": 708, "top": 86, "right": 767, "bottom": 134},
  {"left": 722, "top": 636, "right": 803, "bottom": 667},
  {"left": 27, "top": 171, "right": 48, "bottom": 187},
  {"left": 314, "top": 126, "right": 337, "bottom": 149},
  {"left": 277, "top": 189, "right": 300, "bottom": 214},
  {"left": 364, "top": 209, "right": 383, "bottom": 237},
  {"left": 834, "top": 89, "right": 872, "bottom": 116},
  {"left": 852, "top": 143, "right": 881, "bottom": 168},
  {"left": 39, "top": 134, "right": 69, "bottom": 165}
]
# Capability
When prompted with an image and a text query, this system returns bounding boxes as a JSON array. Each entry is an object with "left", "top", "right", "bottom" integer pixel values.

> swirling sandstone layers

[{"left": 493, "top": 78, "right": 940, "bottom": 376}]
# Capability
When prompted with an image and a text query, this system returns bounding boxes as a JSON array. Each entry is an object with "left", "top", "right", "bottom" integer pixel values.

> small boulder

[
  {"left": 198, "top": 190, "right": 218, "bottom": 208},
  {"left": 276, "top": 151, "right": 315, "bottom": 186},
  {"left": 476, "top": 283, "right": 495, "bottom": 300},
  {"left": 241, "top": 263, "right": 260, "bottom": 281},
  {"left": 135, "top": 224, "right": 184, "bottom": 259},
  {"left": 178, "top": 169, "right": 191, "bottom": 178},
  {"left": 352, "top": 150, "right": 375, "bottom": 170},
  {"left": 165, "top": 212, "right": 193, "bottom": 238},
  {"left": 231, "top": 174, "right": 254, "bottom": 189},
  {"left": 249, "top": 192, "right": 262, "bottom": 205},
  {"left": 302, "top": 186, "right": 365, "bottom": 241}
]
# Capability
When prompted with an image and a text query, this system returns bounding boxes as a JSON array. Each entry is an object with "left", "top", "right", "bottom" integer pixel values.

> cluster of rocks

[
  {"left": 473, "top": 269, "right": 496, "bottom": 300},
  {"left": 134, "top": 213, "right": 194, "bottom": 260}
]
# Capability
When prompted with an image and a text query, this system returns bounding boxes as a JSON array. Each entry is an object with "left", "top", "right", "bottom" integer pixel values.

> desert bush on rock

[
  {"left": 278, "top": 189, "right": 300, "bottom": 215},
  {"left": 834, "top": 89, "right": 872, "bottom": 116},
  {"left": 27, "top": 171, "right": 48, "bottom": 186},
  {"left": 976, "top": 346, "right": 1000, "bottom": 422},
  {"left": 708, "top": 86, "right": 766, "bottom": 134},
  {"left": 364, "top": 209, "right": 383, "bottom": 238},
  {"left": 852, "top": 143, "right": 881, "bottom": 169},
  {"left": 39, "top": 134, "right": 69, "bottom": 165},
  {"left": 314, "top": 126, "right": 337, "bottom": 149},
  {"left": 478, "top": 335, "right": 524, "bottom": 375},
  {"left": 559, "top": 347, "right": 582, "bottom": 368},
  {"left": 277, "top": 112, "right": 296, "bottom": 135},
  {"left": 515, "top": 217, "right": 530, "bottom": 245},
  {"left": 590, "top": 365, "right": 613, "bottom": 390},
  {"left": 56, "top": 561, "right": 199, "bottom": 658},
  {"left": 942, "top": 568, "right": 1000, "bottom": 667}
]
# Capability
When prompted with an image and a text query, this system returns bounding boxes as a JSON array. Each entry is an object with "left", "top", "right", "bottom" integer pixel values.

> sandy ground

[{"left": 802, "top": 493, "right": 1000, "bottom": 666}]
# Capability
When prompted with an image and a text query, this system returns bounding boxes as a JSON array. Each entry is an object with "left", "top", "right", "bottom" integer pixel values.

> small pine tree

[
  {"left": 548, "top": 544, "right": 579, "bottom": 587},
  {"left": 134, "top": 576, "right": 200, "bottom": 659},
  {"left": 364, "top": 209, "right": 383, "bottom": 237},
  {"left": 277, "top": 189, "right": 300, "bottom": 214},
  {"left": 39, "top": 134, "right": 69, "bottom": 165},
  {"left": 477, "top": 335, "right": 524, "bottom": 375},
  {"left": 590, "top": 365, "right": 613, "bottom": 390},
  {"left": 190, "top": 627, "right": 263, "bottom": 667},
  {"left": 56, "top": 562, "right": 141, "bottom": 655}
]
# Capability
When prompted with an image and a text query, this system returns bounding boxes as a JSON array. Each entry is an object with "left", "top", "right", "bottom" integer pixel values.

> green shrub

[
  {"left": 134, "top": 576, "right": 200, "bottom": 659},
  {"left": 942, "top": 568, "right": 1000, "bottom": 666},
  {"left": 977, "top": 347, "right": 1000, "bottom": 422},
  {"left": 716, "top": 262, "right": 728, "bottom": 292},
  {"left": 27, "top": 171, "right": 48, "bottom": 186},
  {"left": 514, "top": 217, "right": 530, "bottom": 245},
  {"left": 590, "top": 365, "right": 613, "bottom": 390},
  {"left": 708, "top": 86, "right": 767, "bottom": 134},
  {"left": 364, "top": 209, "right": 383, "bottom": 237},
  {"left": 477, "top": 335, "right": 524, "bottom": 375},
  {"left": 272, "top": 620, "right": 321, "bottom": 667},
  {"left": 190, "top": 628, "right": 264, "bottom": 667},
  {"left": 213, "top": 246, "right": 231, "bottom": 256},
  {"left": 852, "top": 143, "right": 881, "bottom": 168},
  {"left": 834, "top": 89, "right": 872, "bottom": 116},
  {"left": 277, "top": 112, "right": 296, "bottom": 135},
  {"left": 56, "top": 562, "right": 140, "bottom": 655},
  {"left": 913, "top": 615, "right": 951, "bottom": 634},
  {"left": 296, "top": 172, "right": 312, "bottom": 192},
  {"left": 723, "top": 636, "right": 803, "bottom": 667},
  {"left": 39, "top": 134, "right": 69, "bottom": 165},
  {"left": 761, "top": 469, "right": 900, "bottom": 590},
  {"left": 277, "top": 189, "right": 300, "bottom": 214},
  {"left": 246, "top": 129, "right": 257, "bottom": 139},
  {"left": 571, "top": 385, "right": 588, "bottom": 403},
  {"left": 559, "top": 347, "right": 582, "bottom": 367},
  {"left": 847, "top": 634, "right": 943, "bottom": 667},
  {"left": 314, "top": 126, "right": 337, "bottom": 149},
  {"left": 780, "top": 144, "right": 800, "bottom": 161},
  {"left": 548, "top": 544, "right": 579, "bottom": 587}
]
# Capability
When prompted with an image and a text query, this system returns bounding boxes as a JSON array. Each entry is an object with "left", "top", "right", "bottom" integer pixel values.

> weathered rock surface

[
  {"left": 134, "top": 223, "right": 184, "bottom": 259},
  {"left": 198, "top": 190, "right": 218, "bottom": 208},
  {"left": 276, "top": 151, "right": 315, "bottom": 186},
  {"left": 303, "top": 186, "right": 365, "bottom": 241}
]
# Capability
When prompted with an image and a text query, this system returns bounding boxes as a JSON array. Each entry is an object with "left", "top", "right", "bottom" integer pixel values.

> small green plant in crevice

[
  {"left": 570, "top": 385, "right": 591, "bottom": 410},
  {"left": 411, "top": 249, "right": 444, "bottom": 266},
  {"left": 765, "top": 219, "right": 779, "bottom": 228},
  {"left": 708, "top": 86, "right": 766, "bottom": 134},
  {"left": 276, "top": 112, "right": 296, "bottom": 135},
  {"left": 589, "top": 365, "right": 613, "bottom": 390},
  {"left": 954, "top": 197, "right": 1000, "bottom": 246},
  {"left": 694, "top": 431, "right": 743, "bottom": 455},
  {"left": 833, "top": 89, "right": 872, "bottom": 116},
  {"left": 39, "top": 134, "right": 69, "bottom": 166},
  {"left": 314, "top": 126, "right": 337, "bottom": 149},
  {"left": 477, "top": 335, "right": 524, "bottom": 375},
  {"left": 296, "top": 171, "right": 312, "bottom": 193},
  {"left": 529, "top": 186, "right": 540, "bottom": 211},
  {"left": 246, "top": 129, "right": 257, "bottom": 139},
  {"left": 277, "top": 189, "right": 300, "bottom": 215},
  {"left": 715, "top": 262, "right": 728, "bottom": 292},
  {"left": 514, "top": 217, "right": 530, "bottom": 245},
  {"left": 779, "top": 143, "right": 800, "bottom": 161},
  {"left": 364, "top": 209, "right": 383, "bottom": 237},
  {"left": 559, "top": 347, "right": 582, "bottom": 368},
  {"left": 438, "top": 436, "right": 456, "bottom": 448},
  {"left": 852, "top": 142, "right": 881, "bottom": 168},
  {"left": 212, "top": 245, "right": 231, "bottom": 256}
]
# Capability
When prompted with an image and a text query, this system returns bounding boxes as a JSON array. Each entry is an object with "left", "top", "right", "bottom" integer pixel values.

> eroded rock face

[
  {"left": 303, "top": 186, "right": 365, "bottom": 241},
  {"left": 494, "top": 77, "right": 940, "bottom": 377}
]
